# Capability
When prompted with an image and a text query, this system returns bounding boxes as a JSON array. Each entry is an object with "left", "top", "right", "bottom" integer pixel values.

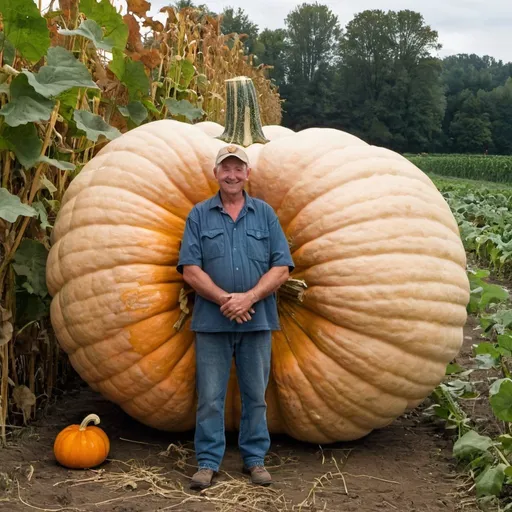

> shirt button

[
  {"left": 234, "top": 228, "right": 237, "bottom": 231},
  {"left": 236, "top": 267, "right": 239, "bottom": 271}
]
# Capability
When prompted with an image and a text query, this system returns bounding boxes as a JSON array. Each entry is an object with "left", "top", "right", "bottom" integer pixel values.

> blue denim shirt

[{"left": 177, "top": 191, "right": 295, "bottom": 332}]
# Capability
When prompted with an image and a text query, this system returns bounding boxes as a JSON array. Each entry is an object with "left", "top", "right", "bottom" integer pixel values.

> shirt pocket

[
  {"left": 201, "top": 228, "right": 225, "bottom": 260},
  {"left": 246, "top": 228, "right": 270, "bottom": 262}
]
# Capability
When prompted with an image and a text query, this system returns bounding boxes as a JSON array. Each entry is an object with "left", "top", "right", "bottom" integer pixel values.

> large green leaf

[
  {"left": 118, "top": 101, "right": 148, "bottom": 126},
  {"left": 3, "top": 123, "right": 42, "bottom": 168},
  {"left": 0, "top": 0, "right": 50, "bottom": 62},
  {"left": 0, "top": 74, "right": 55, "bottom": 127},
  {"left": 164, "top": 98, "right": 203, "bottom": 122},
  {"left": 453, "top": 430, "right": 494, "bottom": 459},
  {"left": 73, "top": 110, "right": 121, "bottom": 142},
  {"left": 489, "top": 379, "right": 512, "bottom": 422},
  {"left": 109, "top": 49, "right": 150, "bottom": 100},
  {"left": 168, "top": 57, "right": 196, "bottom": 91},
  {"left": 0, "top": 32, "right": 16, "bottom": 66},
  {"left": 12, "top": 239, "right": 49, "bottom": 297},
  {"left": 38, "top": 156, "right": 76, "bottom": 171},
  {"left": 59, "top": 19, "right": 113, "bottom": 52},
  {"left": 23, "top": 47, "right": 99, "bottom": 98},
  {"left": 15, "top": 291, "right": 50, "bottom": 326},
  {"left": 80, "top": 0, "right": 128, "bottom": 50},
  {"left": 0, "top": 188, "right": 37, "bottom": 223},
  {"left": 475, "top": 464, "right": 506, "bottom": 497}
]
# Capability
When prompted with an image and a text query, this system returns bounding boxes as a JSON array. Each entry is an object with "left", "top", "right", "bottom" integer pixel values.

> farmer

[{"left": 177, "top": 144, "right": 294, "bottom": 490}]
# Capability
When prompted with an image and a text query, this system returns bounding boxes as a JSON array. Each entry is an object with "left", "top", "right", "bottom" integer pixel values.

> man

[{"left": 177, "top": 144, "right": 294, "bottom": 490}]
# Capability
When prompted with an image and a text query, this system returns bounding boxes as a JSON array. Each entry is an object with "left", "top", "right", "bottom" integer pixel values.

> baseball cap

[{"left": 215, "top": 145, "right": 249, "bottom": 166}]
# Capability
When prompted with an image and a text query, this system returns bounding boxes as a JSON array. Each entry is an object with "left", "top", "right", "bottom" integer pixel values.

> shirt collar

[{"left": 209, "top": 190, "right": 255, "bottom": 211}]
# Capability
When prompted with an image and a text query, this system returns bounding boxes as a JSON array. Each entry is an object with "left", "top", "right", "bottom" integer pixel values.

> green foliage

[
  {"left": 23, "top": 47, "right": 99, "bottom": 98},
  {"left": 73, "top": 110, "right": 122, "bottom": 142},
  {"left": 12, "top": 240, "right": 49, "bottom": 297},
  {"left": 118, "top": 101, "right": 148, "bottom": 126},
  {"left": 0, "top": 188, "right": 37, "bottom": 223},
  {"left": 0, "top": 0, "right": 50, "bottom": 62},
  {"left": 80, "top": 0, "right": 129, "bottom": 50},
  {"left": 58, "top": 19, "right": 114, "bottom": 52},
  {"left": 0, "top": 74, "right": 55, "bottom": 127},
  {"left": 453, "top": 430, "right": 494, "bottom": 459},
  {"left": 109, "top": 49, "right": 150, "bottom": 101},
  {"left": 164, "top": 98, "right": 203, "bottom": 122},
  {"left": 490, "top": 379, "right": 512, "bottom": 422},
  {"left": 2, "top": 123, "right": 42, "bottom": 168}
]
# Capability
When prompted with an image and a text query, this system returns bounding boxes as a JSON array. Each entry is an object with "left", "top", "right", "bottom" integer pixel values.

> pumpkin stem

[
  {"left": 173, "top": 285, "right": 194, "bottom": 332},
  {"left": 79, "top": 414, "right": 101, "bottom": 430},
  {"left": 278, "top": 278, "right": 308, "bottom": 304},
  {"left": 217, "top": 76, "right": 269, "bottom": 147}
]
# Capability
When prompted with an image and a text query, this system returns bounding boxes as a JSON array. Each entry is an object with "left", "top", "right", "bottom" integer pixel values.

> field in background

[{"left": 408, "top": 154, "right": 512, "bottom": 183}]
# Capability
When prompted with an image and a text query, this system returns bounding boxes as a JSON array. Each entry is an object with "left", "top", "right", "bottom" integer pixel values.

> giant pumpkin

[{"left": 46, "top": 77, "right": 470, "bottom": 443}]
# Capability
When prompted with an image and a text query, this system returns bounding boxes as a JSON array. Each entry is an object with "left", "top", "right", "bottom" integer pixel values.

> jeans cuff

[
  {"left": 244, "top": 458, "right": 265, "bottom": 468},
  {"left": 198, "top": 462, "right": 219, "bottom": 471}
]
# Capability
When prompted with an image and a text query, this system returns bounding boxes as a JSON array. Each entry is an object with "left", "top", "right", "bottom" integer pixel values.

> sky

[{"left": 144, "top": 0, "right": 512, "bottom": 62}]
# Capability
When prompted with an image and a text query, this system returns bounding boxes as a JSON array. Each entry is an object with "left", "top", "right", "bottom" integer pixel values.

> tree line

[{"left": 174, "top": 1, "right": 512, "bottom": 155}]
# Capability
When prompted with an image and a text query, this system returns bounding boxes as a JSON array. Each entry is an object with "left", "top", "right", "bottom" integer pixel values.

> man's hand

[{"left": 220, "top": 292, "right": 257, "bottom": 321}]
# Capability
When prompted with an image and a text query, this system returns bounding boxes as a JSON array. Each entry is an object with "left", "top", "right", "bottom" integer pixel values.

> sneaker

[
  {"left": 242, "top": 465, "right": 272, "bottom": 486},
  {"left": 190, "top": 468, "right": 214, "bottom": 490}
]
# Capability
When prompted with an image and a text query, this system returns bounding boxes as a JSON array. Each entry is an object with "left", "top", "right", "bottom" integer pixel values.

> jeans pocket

[
  {"left": 247, "top": 229, "right": 269, "bottom": 262},
  {"left": 201, "top": 228, "right": 225, "bottom": 259}
]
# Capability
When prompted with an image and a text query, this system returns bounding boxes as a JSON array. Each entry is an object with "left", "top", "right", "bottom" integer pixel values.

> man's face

[{"left": 214, "top": 156, "right": 250, "bottom": 195}]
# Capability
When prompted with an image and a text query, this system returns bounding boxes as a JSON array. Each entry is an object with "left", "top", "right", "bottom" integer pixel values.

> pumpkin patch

[{"left": 46, "top": 77, "right": 470, "bottom": 443}]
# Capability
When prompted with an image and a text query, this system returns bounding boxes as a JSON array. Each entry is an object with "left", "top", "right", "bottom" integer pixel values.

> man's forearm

[
  {"left": 250, "top": 266, "right": 289, "bottom": 303},
  {"left": 182, "top": 266, "right": 228, "bottom": 305}
]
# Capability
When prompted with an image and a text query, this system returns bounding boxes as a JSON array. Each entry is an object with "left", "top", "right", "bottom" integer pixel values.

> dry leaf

[
  {"left": 12, "top": 385, "right": 36, "bottom": 424},
  {"left": 126, "top": 0, "right": 150, "bottom": 18}
]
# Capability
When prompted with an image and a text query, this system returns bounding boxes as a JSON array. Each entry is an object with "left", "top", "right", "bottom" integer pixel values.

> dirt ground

[{"left": 0, "top": 323, "right": 484, "bottom": 512}]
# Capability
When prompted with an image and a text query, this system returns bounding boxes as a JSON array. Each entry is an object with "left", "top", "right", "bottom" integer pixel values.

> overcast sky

[{"left": 145, "top": 0, "right": 512, "bottom": 62}]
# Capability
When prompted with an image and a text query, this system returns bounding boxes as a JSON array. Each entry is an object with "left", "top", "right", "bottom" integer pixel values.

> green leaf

[
  {"left": 80, "top": 0, "right": 128, "bottom": 50},
  {"left": 475, "top": 464, "right": 506, "bottom": 497},
  {"left": 118, "top": 101, "right": 148, "bottom": 125},
  {"left": 38, "top": 156, "right": 76, "bottom": 171},
  {"left": 480, "top": 282, "right": 509, "bottom": 309},
  {"left": 0, "top": 32, "right": 16, "bottom": 66},
  {"left": 73, "top": 110, "right": 121, "bottom": 142},
  {"left": 164, "top": 98, "right": 203, "bottom": 122},
  {"left": 3, "top": 123, "right": 42, "bottom": 168},
  {"left": 12, "top": 239, "right": 49, "bottom": 297},
  {"left": 15, "top": 291, "right": 50, "bottom": 326},
  {"left": 498, "top": 434, "right": 512, "bottom": 452},
  {"left": 58, "top": 19, "right": 113, "bottom": 52},
  {"left": 453, "top": 430, "right": 494, "bottom": 459},
  {"left": 490, "top": 379, "right": 512, "bottom": 422},
  {"left": 0, "top": 188, "right": 37, "bottom": 223},
  {"left": 23, "top": 47, "right": 99, "bottom": 98},
  {"left": 446, "top": 363, "right": 464, "bottom": 375},
  {"left": 498, "top": 334, "right": 512, "bottom": 355},
  {"left": 489, "top": 378, "right": 512, "bottom": 396},
  {"left": 0, "top": 74, "right": 55, "bottom": 127},
  {"left": 109, "top": 49, "right": 149, "bottom": 101},
  {"left": 40, "top": 175, "right": 57, "bottom": 196},
  {"left": 141, "top": 98, "right": 159, "bottom": 115},
  {"left": 168, "top": 57, "right": 196, "bottom": 91},
  {"left": 0, "top": 0, "right": 50, "bottom": 62},
  {"left": 32, "top": 201, "right": 52, "bottom": 230},
  {"left": 475, "top": 354, "right": 498, "bottom": 370}
]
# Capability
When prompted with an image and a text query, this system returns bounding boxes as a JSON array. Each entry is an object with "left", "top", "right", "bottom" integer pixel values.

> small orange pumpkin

[{"left": 54, "top": 413, "right": 110, "bottom": 469}]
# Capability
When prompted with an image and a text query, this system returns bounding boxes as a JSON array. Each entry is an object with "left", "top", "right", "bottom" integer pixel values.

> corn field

[
  {"left": 0, "top": 0, "right": 281, "bottom": 446},
  {"left": 408, "top": 154, "right": 512, "bottom": 183}
]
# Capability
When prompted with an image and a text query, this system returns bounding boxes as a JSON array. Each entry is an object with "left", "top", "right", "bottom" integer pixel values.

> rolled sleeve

[
  {"left": 269, "top": 215, "right": 295, "bottom": 272},
  {"left": 177, "top": 210, "right": 202, "bottom": 274}
]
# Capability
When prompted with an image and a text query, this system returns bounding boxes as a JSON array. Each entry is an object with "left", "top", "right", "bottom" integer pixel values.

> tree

[
  {"left": 285, "top": 2, "right": 341, "bottom": 83},
  {"left": 221, "top": 7, "right": 259, "bottom": 54},
  {"left": 254, "top": 29, "right": 289, "bottom": 86},
  {"left": 337, "top": 9, "right": 444, "bottom": 151}
]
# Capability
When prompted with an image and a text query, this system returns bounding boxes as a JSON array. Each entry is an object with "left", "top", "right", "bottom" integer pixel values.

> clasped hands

[{"left": 219, "top": 291, "right": 257, "bottom": 324}]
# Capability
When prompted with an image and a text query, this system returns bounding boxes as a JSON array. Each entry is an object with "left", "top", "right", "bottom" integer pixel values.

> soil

[{"left": 0, "top": 322, "right": 485, "bottom": 512}]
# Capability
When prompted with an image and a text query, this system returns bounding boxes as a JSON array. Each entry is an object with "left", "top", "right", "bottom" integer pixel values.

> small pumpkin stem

[
  {"left": 217, "top": 76, "right": 269, "bottom": 147},
  {"left": 79, "top": 414, "right": 100, "bottom": 430},
  {"left": 278, "top": 278, "right": 308, "bottom": 304}
]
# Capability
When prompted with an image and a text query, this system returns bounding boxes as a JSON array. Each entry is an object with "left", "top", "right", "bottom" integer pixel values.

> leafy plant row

[
  {"left": 433, "top": 178, "right": 512, "bottom": 277},
  {"left": 409, "top": 155, "right": 512, "bottom": 183}
]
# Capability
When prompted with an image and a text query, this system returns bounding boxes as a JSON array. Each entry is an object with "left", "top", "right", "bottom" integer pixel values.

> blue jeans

[{"left": 194, "top": 331, "right": 272, "bottom": 472}]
